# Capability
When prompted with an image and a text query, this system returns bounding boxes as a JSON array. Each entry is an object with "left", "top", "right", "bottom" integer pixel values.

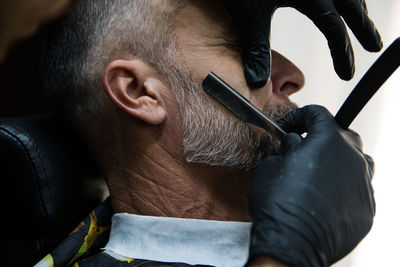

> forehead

[
  {"left": 171, "top": 0, "right": 244, "bottom": 86},
  {"left": 174, "top": 0, "right": 239, "bottom": 47}
]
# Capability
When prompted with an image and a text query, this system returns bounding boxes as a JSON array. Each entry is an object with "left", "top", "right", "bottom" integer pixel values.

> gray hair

[
  {"left": 42, "top": 0, "right": 289, "bottom": 171},
  {"left": 42, "top": 0, "right": 184, "bottom": 135}
]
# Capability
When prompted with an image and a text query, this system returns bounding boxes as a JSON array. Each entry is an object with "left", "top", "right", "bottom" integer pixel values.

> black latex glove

[
  {"left": 248, "top": 105, "right": 375, "bottom": 266},
  {"left": 222, "top": 0, "right": 383, "bottom": 88}
]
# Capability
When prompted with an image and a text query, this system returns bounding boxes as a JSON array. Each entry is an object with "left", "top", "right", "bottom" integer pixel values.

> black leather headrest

[{"left": 0, "top": 114, "right": 108, "bottom": 246}]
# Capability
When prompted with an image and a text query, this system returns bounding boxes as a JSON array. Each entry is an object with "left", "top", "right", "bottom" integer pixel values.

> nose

[{"left": 270, "top": 50, "right": 305, "bottom": 100}]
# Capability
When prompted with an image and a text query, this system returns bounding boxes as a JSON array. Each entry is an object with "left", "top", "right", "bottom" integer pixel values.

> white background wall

[{"left": 270, "top": 1, "right": 400, "bottom": 266}]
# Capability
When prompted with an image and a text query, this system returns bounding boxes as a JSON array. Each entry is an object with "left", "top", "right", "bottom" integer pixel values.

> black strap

[{"left": 335, "top": 37, "right": 400, "bottom": 129}]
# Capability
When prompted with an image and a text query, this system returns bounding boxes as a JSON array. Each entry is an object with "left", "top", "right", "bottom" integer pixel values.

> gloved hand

[
  {"left": 248, "top": 105, "right": 375, "bottom": 266},
  {"left": 222, "top": 0, "right": 383, "bottom": 88}
]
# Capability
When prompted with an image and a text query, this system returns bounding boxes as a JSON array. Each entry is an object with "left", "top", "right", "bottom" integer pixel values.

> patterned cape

[{"left": 35, "top": 198, "right": 210, "bottom": 267}]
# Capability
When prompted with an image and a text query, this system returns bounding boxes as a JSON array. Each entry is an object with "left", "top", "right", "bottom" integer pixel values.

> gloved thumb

[
  {"left": 281, "top": 132, "right": 302, "bottom": 154},
  {"left": 221, "top": 0, "right": 275, "bottom": 88},
  {"left": 241, "top": 6, "right": 273, "bottom": 88},
  {"left": 243, "top": 42, "right": 271, "bottom": 88},
  {"left": 278, "top": 105, "right": 336, "bottom": 136}
]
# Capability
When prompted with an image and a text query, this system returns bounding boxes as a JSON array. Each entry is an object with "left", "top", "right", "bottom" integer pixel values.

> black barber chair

[{"left": 0, "top": 114, "right": 108, "bottom": 266}]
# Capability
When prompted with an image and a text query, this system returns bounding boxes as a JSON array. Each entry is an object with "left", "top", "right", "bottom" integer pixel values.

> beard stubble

[{"left": 165, "top": 63, "right": 297, "bottom": 171}]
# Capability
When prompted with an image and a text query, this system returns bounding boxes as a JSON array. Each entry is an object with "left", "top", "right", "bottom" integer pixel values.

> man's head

[{"left": 43, "top": 0, "right": 304, "bottom": 173}]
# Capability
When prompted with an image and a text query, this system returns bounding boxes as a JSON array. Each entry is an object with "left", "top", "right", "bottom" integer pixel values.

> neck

[{"left": 106, "top": 139, "right": 253, "bottom": 222}]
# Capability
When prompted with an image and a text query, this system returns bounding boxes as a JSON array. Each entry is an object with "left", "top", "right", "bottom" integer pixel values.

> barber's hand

[
  {"left": 248, "top": 105, "right": 375, "bottom": 266},
  {"left": 222, "top": 0, "right": 382, "bottom": 88}
]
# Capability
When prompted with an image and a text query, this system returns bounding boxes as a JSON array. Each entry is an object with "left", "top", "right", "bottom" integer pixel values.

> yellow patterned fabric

[
  {"left": 34, "top": 198, "right": 112, "bottom": 267},
  {"left": 34, "top": 198, "right": 210, "bottom": 267}
]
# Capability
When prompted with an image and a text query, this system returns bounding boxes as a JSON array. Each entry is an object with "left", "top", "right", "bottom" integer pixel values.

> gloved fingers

[
  {"left": 341, "top": 129, "right": 374, "bottom": 179},
  {"left": 221, "top": 0, "right": 274, "bottom": 88},
  {"left": 278, "top": 105, "right": 336, "bottom": 136},
  {"left": 253, "top": 156, "right": 282, "bottom": 185},
  {"left": 370, "top": 189, "right": 376, "bottom": 216},
  {"left": 344, "top": 128, "right": 364, "bottom": 150},
  {"left": 362, "top": 155, "right": 376, "bottom": 216},
  {"left": 360, "top": 0, "right": 367, "bottom": 11},
  {"left": 281, "top": 132, "right": 302, "bottom": 154},
  {"left": 336, "top": 0, "right": 383, "bottom": 52},
  {"left": 239, "top": 4, "right": 274, "bottom": 89},
  {"left": 367, "top": 174, "right": 376, "bottom": 215},
  {"left": 278, "top": 108, "right": 307, "bottom": 135},
  {"left": 346, "top": 128, "right": 361, "bottom": 136},
  {"left": 299, "top": 3, "right": 355, "bottom": 80},
  {"left": 364, "top": 154, "right": 375, "bottom": 179},
  {"left": 242, "top": 43, "right": 271, "bottom": 88}
]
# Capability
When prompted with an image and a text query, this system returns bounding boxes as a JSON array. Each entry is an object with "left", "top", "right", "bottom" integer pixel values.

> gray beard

[
  {"left": 167, "top": 67, "right": 297, "bottom": 171},
  {"left": 181, "top": 94, "right": 297, "bottom": 171},
  {"left": 159, "top": 50, "right": 297, "bottom": 171}
]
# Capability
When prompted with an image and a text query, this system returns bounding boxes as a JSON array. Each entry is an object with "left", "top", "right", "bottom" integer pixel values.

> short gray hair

[
  {"left": 42, "top": 0, "right": 288, "bottom": 171},
  {"left": 42, "top": 0, "right": 184, "bottom": 134}
]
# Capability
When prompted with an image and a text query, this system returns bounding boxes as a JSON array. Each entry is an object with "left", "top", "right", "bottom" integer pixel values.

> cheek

[
  {"left": 185, "top": 52, "right": 241, "bottom": 85},
  {"left": 248, "top": 81, "right": 274, "bottom": 109},
  {"left": 198, "top": 55, "right": 247, "bottom": 94},
  {"left": 182, "top": 49, "right": 273, "bottom": 111},
  {"left": 208, "top": 59, "right": 274, "bottom": 111}
]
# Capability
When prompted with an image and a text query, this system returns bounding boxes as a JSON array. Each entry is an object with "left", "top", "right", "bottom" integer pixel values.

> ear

[{"left": 103, "top": 59, "right": 167, "bottom": 125}]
